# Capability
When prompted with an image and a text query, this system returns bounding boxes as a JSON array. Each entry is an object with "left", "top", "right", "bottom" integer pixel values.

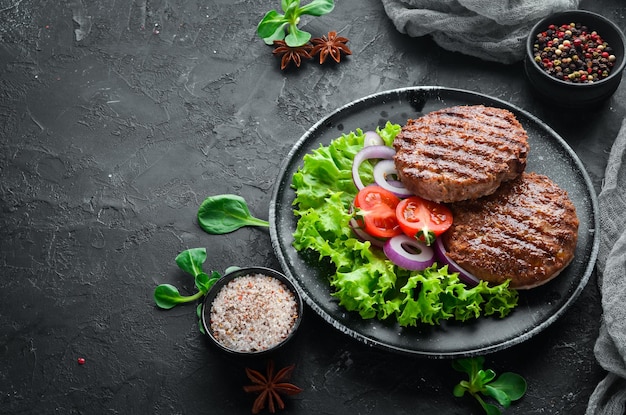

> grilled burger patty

[
  {"left": 393, "top": 105, "right": 530, "bottom": 203},
  {"left": 442, "top": 172, "right": 579, "bottom": 289}
]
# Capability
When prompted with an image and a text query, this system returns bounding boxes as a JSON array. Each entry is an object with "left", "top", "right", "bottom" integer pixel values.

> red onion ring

[
  {"left": 363, "top": 131, "right": 384, "bottom": 147},
  {"left": 434, "top": 237, "right": 480, "bottom": 286},
  {"left": 352, "top": 145, "right": 396, "bottom": 191},
  {"left": 383, "top": 234, "right": 435, "bottom": 271},
  {"left": 373, "top": 159, "right": 414, "bottom": 198}
]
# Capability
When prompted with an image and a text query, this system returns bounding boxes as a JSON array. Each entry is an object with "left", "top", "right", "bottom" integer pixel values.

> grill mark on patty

[
  {"left": 402, "top": 132, "right": 516, "bottom": 160},
  {"left": 396, "top": 142, "right": 514, "bottom": 179},
  {"left": 451, "top": 212, "right": 560, "bottom": 263},
  {"left": 440, "top": 105, "right": 522, "bottom": 129},
  {"left": 419, "top": 114, "right": 518, "bottom": 137},
  {"left": 395, "top": 140, "right": 519, "bottom": 185},
  {"left": 465, "top": 214, "right": 565, "bottom": 259},
  {"left": 411, "top": 119, "right": 526, "bottom": 154},
  {"left": 452, "top": 184, "right": 574, "bottom": 254},
  {"left": 427, "top": 109, "right": 526, "bottom": 142},
  {"left": 401, "top": 117, "right": 524, "bottom": 148}
]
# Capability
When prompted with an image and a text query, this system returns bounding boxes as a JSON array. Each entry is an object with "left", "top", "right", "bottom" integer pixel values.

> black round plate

[{"left": 269, "top": 87, "right": 599, "bottom": 358}]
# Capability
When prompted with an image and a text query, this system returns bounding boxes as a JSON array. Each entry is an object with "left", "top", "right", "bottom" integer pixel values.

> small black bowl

[
  {"left": 201, "top": 266, "right": 303, "bottom": 357},
  {"left": 525, "top": 10, "right": 626, "bottom": 108}
]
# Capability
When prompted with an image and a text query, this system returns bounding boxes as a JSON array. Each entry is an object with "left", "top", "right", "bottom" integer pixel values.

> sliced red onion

[
  {"left": 373, "top": 159, "right": 414, "bottom": 198},
  {"left": 383, "top": 234, "right": 435, "bottom": 271},
  {"left": 349, "top": 217, "right": 385, "bottom": 248},
  {"left": 434, "top": 237, "right": 480, "bottom": 286},
  {"left": 352, "top": 145, "right": 396, "bottom": 190},
  {"left": 363, "top": 130, "right": 384, "bottom": 147}
]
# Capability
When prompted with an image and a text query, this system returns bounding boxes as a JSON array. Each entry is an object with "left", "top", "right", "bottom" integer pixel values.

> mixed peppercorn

[{"left": 533, "top": 22, "right": 617, "bottom": 83}]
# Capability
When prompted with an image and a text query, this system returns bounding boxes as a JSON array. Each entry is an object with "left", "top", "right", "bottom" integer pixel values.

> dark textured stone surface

[{"left": 1, "top": 0, "right": 623, "bottom": 414}]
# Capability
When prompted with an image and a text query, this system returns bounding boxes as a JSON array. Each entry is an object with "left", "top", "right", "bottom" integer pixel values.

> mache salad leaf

[
  {"left": 452, "top": 356, "right": 527, "bottom": 414},
  {"left": 291, "top": 123, "right": 519, "bottom": 326}
]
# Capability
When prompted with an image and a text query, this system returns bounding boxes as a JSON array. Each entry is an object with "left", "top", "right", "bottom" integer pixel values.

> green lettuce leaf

[{"left": 377, "top": 121, "right": 401, "bottom": 146}]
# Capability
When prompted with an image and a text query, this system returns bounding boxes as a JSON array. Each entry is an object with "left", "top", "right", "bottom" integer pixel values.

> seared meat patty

[
  {"left": 442, "top": 172, "right": 579, "bottom": 289},
  {"left": 393, "top": 105, "right": 529, "bottom": 203}
]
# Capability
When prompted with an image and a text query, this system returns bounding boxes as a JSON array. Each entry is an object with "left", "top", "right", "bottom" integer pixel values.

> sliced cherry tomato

[
  {"left": 396, "top": 196, "right": 453, "bottom": 245},
  {"left": 353, "top": 185, "right": 402, "bottom": 239}
]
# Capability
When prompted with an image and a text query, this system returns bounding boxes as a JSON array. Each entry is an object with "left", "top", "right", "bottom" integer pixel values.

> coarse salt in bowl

[{"left": 201, "top": 266, "right": 303, "bottom": 356}]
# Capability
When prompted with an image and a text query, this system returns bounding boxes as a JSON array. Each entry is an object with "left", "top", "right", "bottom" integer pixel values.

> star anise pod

[
  {"left": 243, "top": 360, "right": 303, "bottom": 414},
  {"left": 272, "top": 40, "right": 313, "bottom": 70},
  {"left": 310, "top": 31, "right": 352, "bottom": 64}
]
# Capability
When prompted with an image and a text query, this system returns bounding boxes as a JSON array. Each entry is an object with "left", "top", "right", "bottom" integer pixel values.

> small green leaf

[
  {"left": 489, "top": 372, "right": 527, "bottom": 401},
  {"left": 197, "top": 194, "right": 269, "bottom": 234},
  {"left": 195, "top": 270, "right": 220, "bottom": 294},
  {"left": 175, "top": 248, "right": 207, "bottom": 277},
  {"left": 298, "top": 0, "right": 334, "bottom": 17},
  {"left": 207, "top": 271, "right": 221, "bottom": 291},
  {"left": 285, "top": 25, "right": 311, "bottom": 47},
  {"left": 195, "top": 271, "right": 211, "bottom": 293},
  {"left": 451, "top": 359, "right": 468, "bottom": 373},
  {"left": 154, "top": 284, "right": 205, "bottom": 309},
  {"left": 452, "top": 357, "right": 484, "bottom": 376},
  {"left": 224, "top": 266, "right": 241, "bottom": 274},
  {"left": 453, "top": 383, "right": 466, "bottom": 398},
  {"left": 283, "top": 0, "right": 300, "bottom": 21},
  {"left": 197, "top": 304, "right": 205, "bottom": 334},
  {"left": 484, "top": 385, "right": 512, "bottom": 408},
  {"left": 257, "top": 10, "right": 288, "bottom": 38},
  {"left": 262, "top": 23, "right": 288, "bottom": 45},
  {"left": 478, "top": 369, "right": 497, "bottom": 384},
  {"left": 281, "top": 0, "right": 299, "bottom": 12},
  {"left": 473, "top": 394, "right": 502, "bottom": 415},
  {"left": 154, "top": 284, "right": 184, "bottom": 309}
]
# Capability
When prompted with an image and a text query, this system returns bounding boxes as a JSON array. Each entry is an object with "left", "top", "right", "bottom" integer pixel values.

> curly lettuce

[{"left": 291, "top": 123, "right": 518, "bottom": 326}]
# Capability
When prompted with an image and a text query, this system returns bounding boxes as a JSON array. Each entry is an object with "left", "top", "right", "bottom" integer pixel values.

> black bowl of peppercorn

[{"left": 525, "top": 10, "right": 626, "bottom": 108}]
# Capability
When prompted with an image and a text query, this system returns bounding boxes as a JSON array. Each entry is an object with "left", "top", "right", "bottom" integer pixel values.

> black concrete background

[{"left": 1, "top": 0, "right": 624, "bottom": 414}]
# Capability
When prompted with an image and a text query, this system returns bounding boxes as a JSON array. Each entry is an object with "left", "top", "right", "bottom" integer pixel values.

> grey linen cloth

[
  {"left": 586, "top": 120, "right": 626, "bottom": 414},
  {"left": 381, "top": 0, "right": 581, "bottom": 64}
]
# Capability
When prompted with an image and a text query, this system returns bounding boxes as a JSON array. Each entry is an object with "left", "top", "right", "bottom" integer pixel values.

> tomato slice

[
  {"left": 396, "top": 196, "right": 453, "bottom": 245},
  {"left": 353, "top": 186, "right": 402, "bottom": 239}
]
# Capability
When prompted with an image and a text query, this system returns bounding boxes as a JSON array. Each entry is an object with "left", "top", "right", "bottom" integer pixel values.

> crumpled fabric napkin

[
  {"left": 586, "top": 120, "right": 626, "bottom": 414},
  {"left": 381, "top": 0, "right": 581, "bottom": 64}
]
